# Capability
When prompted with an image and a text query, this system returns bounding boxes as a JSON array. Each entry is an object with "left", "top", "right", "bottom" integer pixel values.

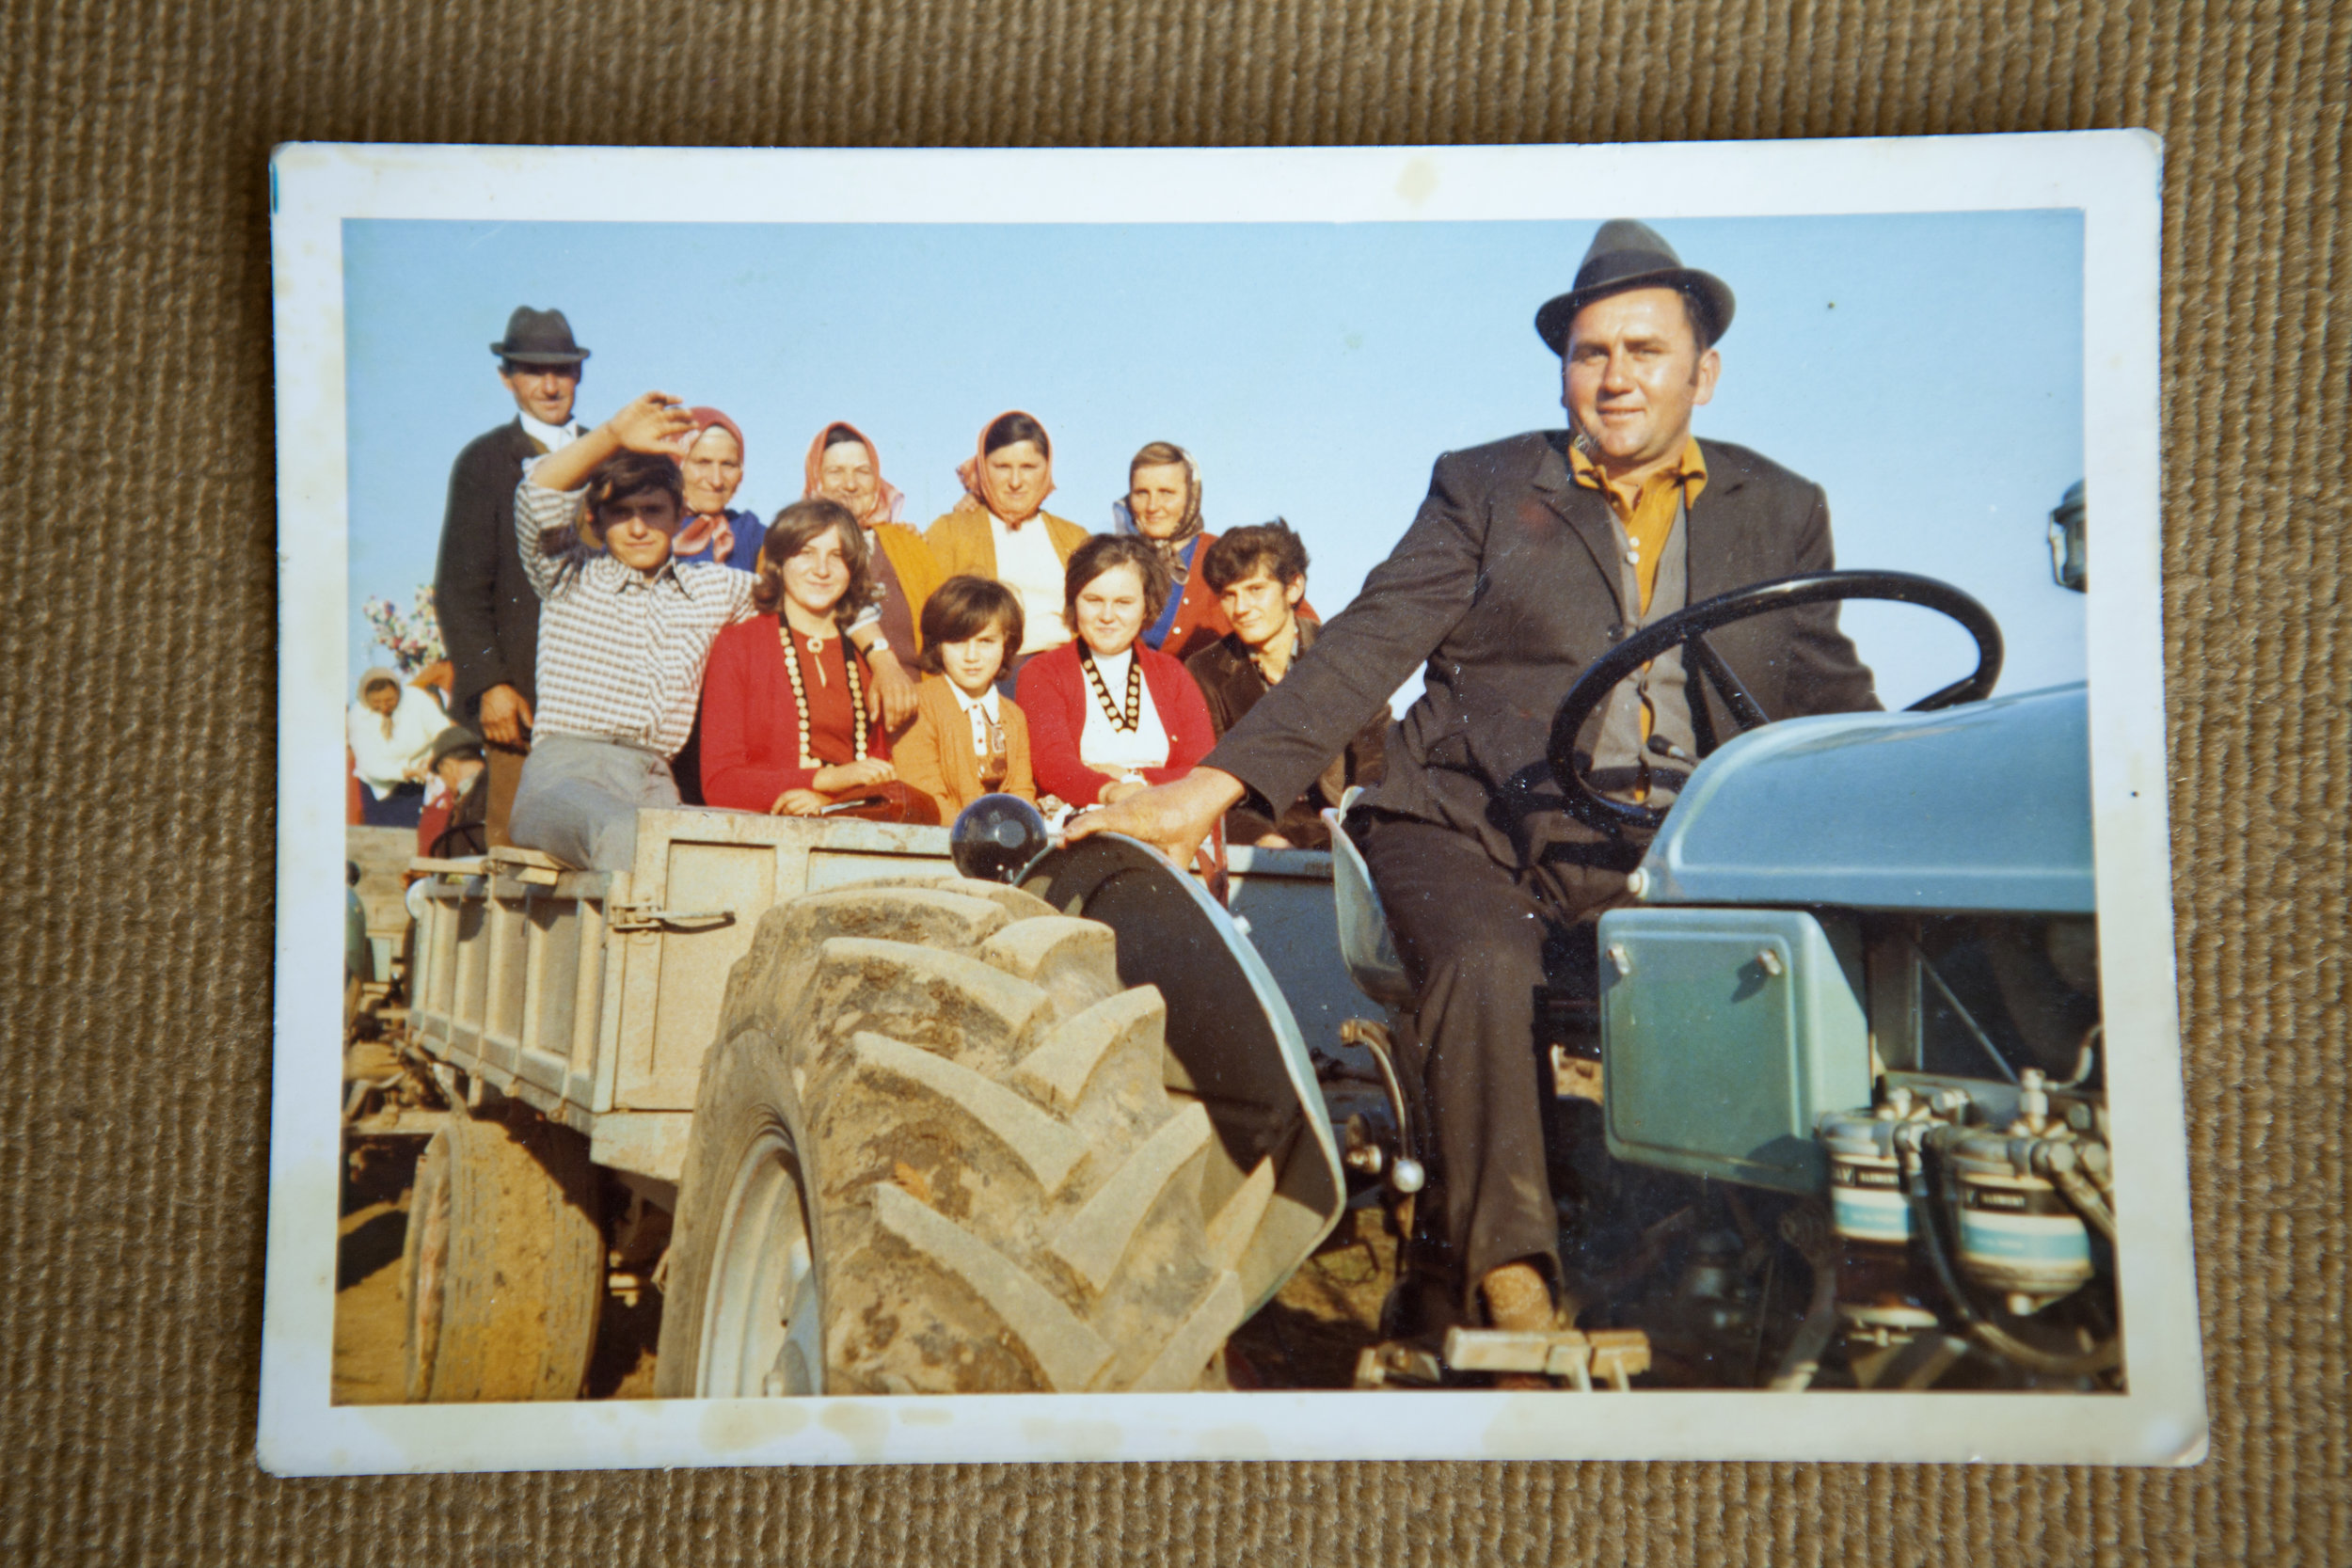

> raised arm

[
  {"left": 515, "top": 391, "right": 700, "bottom": 596},
  {"left": 511, "top": 462, "right": 580, "bottom": 598},
  {"left": 529, "top": 390, "right": 694, "bottom": 494}
]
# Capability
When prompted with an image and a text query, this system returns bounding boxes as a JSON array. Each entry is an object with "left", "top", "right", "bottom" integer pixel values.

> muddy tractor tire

[
  {"left": 401, "top": 1104, "right": 605, "bottom": 1402},
  {"left": 655, "top": 879, "right": 1249, "bottom": 1397}
]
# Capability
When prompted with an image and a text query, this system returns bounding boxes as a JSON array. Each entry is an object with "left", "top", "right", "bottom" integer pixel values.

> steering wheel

[{"left": 1546, "top": 569, "right": 2004, "bottom": 833}]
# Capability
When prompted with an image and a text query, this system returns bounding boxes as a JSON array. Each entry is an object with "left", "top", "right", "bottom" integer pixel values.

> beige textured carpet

[{"left": 1, "top": 0, "right": 2344, "bottom": 1562}]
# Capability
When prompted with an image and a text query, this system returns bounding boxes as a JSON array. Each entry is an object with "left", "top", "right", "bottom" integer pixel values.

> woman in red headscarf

[
  {"left": 923, "top": 411, "right": 1091, "bottom": 663},
  {"left": 670, "top": 407, "right": 766, "bottom": 571}
]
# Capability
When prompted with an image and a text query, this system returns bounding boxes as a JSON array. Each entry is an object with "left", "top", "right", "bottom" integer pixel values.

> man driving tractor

[{"left": 1072, "top": 220, "right": 1883, "bottom": 1350}]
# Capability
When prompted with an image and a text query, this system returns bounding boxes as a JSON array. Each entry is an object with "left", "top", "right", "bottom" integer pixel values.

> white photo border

[{"left": 264, "top": 134, "right": 2199, "bottom": 1475}]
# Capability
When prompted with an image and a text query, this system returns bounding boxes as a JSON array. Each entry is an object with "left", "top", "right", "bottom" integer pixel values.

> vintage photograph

[{"left": 263, "top": 137, "right": 2199, "bottom": 1471}]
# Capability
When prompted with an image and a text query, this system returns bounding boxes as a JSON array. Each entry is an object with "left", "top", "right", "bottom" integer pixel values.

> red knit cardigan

[
  {"left": 698, "top": 616, "right": 891, "bottom": 812},
  {"left": 1018, "top": 640, "right": 1216, "bottom": 808}
]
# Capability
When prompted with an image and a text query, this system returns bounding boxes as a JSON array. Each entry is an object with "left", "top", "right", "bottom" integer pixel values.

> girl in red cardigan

[
  {"left": 698, "top": 499, "right": 897, "bottom": 816},
  {"left": 1019, "top": 533, "right": 1216, "bottom": 810}
]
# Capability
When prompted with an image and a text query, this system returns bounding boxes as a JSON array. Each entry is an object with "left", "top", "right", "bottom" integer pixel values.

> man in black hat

[
  {"left": 432, "top": 307, "right": 592, "bottom": 847},
  {"left": 1073, "top": 221, "right": 1879, "bottom": 1349}
]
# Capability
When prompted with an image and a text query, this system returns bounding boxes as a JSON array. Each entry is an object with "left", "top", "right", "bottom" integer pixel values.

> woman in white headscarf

[{"left": 348, "top": 668, "right": 446, "bottom": 827}]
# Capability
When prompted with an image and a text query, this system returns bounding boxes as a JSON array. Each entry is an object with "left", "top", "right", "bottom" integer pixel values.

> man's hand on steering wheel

[{"left": 1548, "top": 569, "right": 2003, "bottom": 833}]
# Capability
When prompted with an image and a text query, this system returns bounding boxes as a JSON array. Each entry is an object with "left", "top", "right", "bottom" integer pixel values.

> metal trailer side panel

[
  {"left": 404, "top": 811, "right": 1364, "bottom": 1180},
  {"left": 608, "top": 809, "right": 962, "bottom": 1111}
]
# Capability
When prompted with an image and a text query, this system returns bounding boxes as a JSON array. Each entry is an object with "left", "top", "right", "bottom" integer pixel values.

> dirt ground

[{"left": 334, "top": 1136, "right": 1395, "bottom": 1402}]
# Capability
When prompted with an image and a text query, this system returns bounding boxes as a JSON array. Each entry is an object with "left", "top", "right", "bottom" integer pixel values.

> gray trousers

[{"left": 508, "top": 734, "right": 679, "bottom": 873}]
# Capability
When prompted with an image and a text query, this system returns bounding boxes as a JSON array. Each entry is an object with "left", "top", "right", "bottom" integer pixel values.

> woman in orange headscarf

[
  {"left": 923, "top": 411, "right": 1090, "bottom": 660},
  {"left": 803, "top": 420, "right": 943, "bottom": 660}
]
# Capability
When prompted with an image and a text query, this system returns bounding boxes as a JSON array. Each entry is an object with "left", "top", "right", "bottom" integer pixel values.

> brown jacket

[
  {"left": 1186, "top": 620, "right": 1386, "bottom": 849},
  {"left": 893, "top": 673, "right": 1037, "bottom": 820}
]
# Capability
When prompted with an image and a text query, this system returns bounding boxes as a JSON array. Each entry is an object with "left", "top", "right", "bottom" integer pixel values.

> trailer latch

[{"left": 607, "top": 905, "right": 737, "bottom": 933}]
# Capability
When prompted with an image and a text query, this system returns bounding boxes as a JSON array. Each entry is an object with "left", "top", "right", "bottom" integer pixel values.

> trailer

[{"left": 394, "top": 809, "right": 1377, "bottom": 1400}]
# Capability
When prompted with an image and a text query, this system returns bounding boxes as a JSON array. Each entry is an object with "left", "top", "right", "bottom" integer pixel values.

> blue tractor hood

[{"left": 1635, "top": 682, "right": 2093, "bottom": 914}]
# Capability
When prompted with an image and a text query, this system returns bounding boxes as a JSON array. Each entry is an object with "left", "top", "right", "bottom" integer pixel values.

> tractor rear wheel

[
  {"left": 401, "top": 1104, "right": 605, "bottom": 1402},
  {"left": 655, "top": 879, "right": 1248, "bottom": 1396}
]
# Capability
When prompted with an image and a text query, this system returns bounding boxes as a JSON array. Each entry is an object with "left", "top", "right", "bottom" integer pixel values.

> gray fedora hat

[
  {"left": 1534, "top": 220, "right": 1736, "bottom": 354},
  {"left": 490, "top": 306, "right": 591, "bottom": 366},
  {"left": 427, "top": 724, "right": 485, "bottom": 768}
]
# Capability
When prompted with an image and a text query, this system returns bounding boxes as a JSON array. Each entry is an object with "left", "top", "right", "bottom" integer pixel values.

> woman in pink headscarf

[
  {"left": 804, "top": 420, "right": 945, "bottom": 662},
  {"left": 669, "top": 406, "right": 766, "bottom": 571}
]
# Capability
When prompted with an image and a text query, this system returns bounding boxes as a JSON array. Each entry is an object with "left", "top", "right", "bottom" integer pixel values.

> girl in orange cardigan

[{"left": 892, "top": 576, "right": 1038, "bottom": 820}]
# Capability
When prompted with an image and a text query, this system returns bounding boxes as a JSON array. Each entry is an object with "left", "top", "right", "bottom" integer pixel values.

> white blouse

[
  {"left": 990, "top": 513, "right": 1071, "bottom": 655},
  {"left": 348, "top": 684, "right": 447, "bottom": 798},
  {"left": 1075, "top": 646, "right": 1169, "bottom": 774},
  {"left": 949, "top": 680, "right": 1002, "bottom": 757}
]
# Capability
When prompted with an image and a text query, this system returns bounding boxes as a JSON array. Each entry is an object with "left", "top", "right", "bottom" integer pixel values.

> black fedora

[
  {"left": 490, "top": 306, "right": 591, "bottom": 366},
  {"left": 1534, "top": 220, "right": 1735, "bottom": 355}
]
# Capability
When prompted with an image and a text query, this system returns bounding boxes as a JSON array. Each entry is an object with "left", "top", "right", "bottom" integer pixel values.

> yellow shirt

[
  {"left": 1568, "top": 436, "right": 1708, "bottom": 615},
  {"left": 1569, "top": 436, "right": 1708, "bottom": 775}
]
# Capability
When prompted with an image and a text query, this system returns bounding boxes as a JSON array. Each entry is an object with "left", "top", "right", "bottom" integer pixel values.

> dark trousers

[
  {"left": 358, "top": 780, "right": 424, "bottom": 828},
  {"left": 1356, "top": 811, "right": 1637, "bottom": 1323}
]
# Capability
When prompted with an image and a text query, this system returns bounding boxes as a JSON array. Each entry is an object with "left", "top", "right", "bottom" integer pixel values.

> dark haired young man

[
  {"left": 504, "top": 390, "right": 763, "bottom": 872},
  {"left": 432, "top": 306, "right": 593, "bottom": 847},
  {"left": 1184, "top": 520, "right": 1384, "bottom": 850}
]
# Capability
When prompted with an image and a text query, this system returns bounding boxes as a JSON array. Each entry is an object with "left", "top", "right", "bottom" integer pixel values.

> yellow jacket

[
  {"left": 866, "top": 521, "right": 946, "bottom": 649},
  {"left": 922, "top": 508, "right": 1091, "bottom": 581}
]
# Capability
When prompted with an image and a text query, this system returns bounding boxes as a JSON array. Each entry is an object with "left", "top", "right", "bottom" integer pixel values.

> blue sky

[{"left": 342, "top": 210, "right": 2084, "bottom": 710}]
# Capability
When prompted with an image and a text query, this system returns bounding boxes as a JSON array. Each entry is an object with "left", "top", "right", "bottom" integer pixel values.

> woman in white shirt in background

[
  {"left": 921, "top": 411, "right": 1091, "bottom": 676},
  {"left": 348, "top": 667, "right": 446, "bottom": 827}
]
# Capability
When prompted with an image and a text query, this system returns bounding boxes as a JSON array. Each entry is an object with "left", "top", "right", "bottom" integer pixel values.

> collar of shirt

[
  {"left": 582, "top": 551, "right": 686, "bottom": 594},
  {"left": 519, "top": 410, "right": 582, "bottom": 452},
  {"left": 1568, "top": 434, "right": 1708, "bottom": 516},
  {"left": 1569, "top": 436, "right": 1706, "bottom": 616},
  {"left": 948, "top": 681, "right": 1001, "bottom": 723}
]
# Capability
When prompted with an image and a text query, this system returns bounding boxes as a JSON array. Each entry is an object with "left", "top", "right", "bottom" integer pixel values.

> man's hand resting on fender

[{"left": 1062, "top": 768, "right": 1246, "bottom": 869}]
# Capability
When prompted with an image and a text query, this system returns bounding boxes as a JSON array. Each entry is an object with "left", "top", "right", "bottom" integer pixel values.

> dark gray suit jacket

[
  {"left": 1206, "top": 430, "right": 1881, "bottom": 871},
  {"left": 434, "top": 419, "right": 556, "bottom": 728}
]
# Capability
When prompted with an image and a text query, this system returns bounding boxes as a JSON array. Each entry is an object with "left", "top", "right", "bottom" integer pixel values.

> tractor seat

[{"left": 1321, "top": 789, "right": 1414, "bottom": 1010}]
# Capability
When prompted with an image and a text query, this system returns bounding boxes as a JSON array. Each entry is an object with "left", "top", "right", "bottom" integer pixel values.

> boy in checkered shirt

[{"left": 505, "top": 391, "right": 763, "bottom": 871}]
